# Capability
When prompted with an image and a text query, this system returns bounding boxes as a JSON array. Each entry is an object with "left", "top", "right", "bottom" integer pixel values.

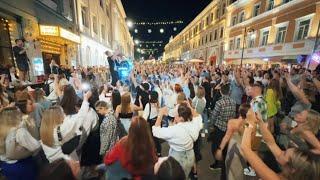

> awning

[
  {"left": 224, "top": 58, "right": 280, "bottom": 65},
  {"left": 39, "top": 25, "right": 80, "bottom": 43}
]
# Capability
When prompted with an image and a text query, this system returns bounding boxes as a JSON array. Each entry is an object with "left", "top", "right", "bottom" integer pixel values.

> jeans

[
  {"left": 120, "top": 118, "right": 131, "bottom": 133},
  {"left": 148, "top": 120, "right": 162, "bottom": 154},
  {"left": 169, "top": 148, "right": 195, "bottom": 178},
  {"left": 202, "top": 108, "right": 209, "bottom": 131}
]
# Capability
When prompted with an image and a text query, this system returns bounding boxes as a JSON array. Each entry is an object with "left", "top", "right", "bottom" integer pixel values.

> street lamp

[
  {"left": 240, "top": 27, "right": 254, "bottom": 67},
  {"left": 127, "top": 20, "right": 133, "bottom": 28}
]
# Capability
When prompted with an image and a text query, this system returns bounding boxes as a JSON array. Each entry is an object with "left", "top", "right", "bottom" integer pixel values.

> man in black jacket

[{"left": 105, "top": 51, "right": 119, "bottom": 86}]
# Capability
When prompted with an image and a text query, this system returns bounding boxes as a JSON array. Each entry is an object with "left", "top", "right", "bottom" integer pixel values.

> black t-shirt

[
  {"left": 134, "top": 86, "right": 149, "bottom": 109},
  {"left": 107, "top": 57, "right": 115, "bottom": 73},
  {"left": 13, "top": 46, "right": 28, "bottom": 65},
  {"left": 202, "top": 81, "right": 212, "bottom": 108}
]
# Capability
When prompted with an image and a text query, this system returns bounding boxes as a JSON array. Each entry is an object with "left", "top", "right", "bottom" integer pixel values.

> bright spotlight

[
  {"left": 127, "top": 20, "right": 133, "bottom": 28},
  {"left": 160, "top": 28, "right": 164, "bottom": 33}
]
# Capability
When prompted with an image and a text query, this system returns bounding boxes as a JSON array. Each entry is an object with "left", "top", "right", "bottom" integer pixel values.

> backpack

[{"left": 43, "top": 81, "right": 53, "bottom": 96}]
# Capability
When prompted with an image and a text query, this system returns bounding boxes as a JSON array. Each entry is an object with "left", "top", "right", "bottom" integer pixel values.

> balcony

[{"left": 224, "top": 39, "right": 315, "bottom": 59}]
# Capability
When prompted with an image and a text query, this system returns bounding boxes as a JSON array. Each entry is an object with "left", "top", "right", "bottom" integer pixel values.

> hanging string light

[{"left": 133, "top": 20, "right": 183, "bottom": 26}]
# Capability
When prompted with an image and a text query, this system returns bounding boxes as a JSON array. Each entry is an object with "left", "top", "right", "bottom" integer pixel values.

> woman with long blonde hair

[
  {"left": 0, "top": 107, "right": 40, "bottom": 180},
  {"left": 115, "top": 92, "right": 142, "bottom": 132},
  {"left": 290, "top": 109, "right": 320, "bottom": 154},
  {"left": 40, "top": 91, "right": 92, "bottom": 163}
]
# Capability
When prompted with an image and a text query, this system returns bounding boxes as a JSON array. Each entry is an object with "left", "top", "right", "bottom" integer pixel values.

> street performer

[{"left": 105, "top": 50, "right": 121, "bottom": 86}]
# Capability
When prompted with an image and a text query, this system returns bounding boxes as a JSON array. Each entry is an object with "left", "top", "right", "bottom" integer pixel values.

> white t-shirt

[{"left": 152, "top": 115, "right": 203, "bottom": 151}]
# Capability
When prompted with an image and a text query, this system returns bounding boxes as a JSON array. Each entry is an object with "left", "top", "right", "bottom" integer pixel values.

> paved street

[{"left": 161, "top": 136, "right": 220, "bottom": 179}]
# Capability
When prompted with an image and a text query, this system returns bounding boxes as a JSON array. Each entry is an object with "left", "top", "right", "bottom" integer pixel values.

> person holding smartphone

[{"left": 13, "top": 39, "right": 29, "bottom": 82}]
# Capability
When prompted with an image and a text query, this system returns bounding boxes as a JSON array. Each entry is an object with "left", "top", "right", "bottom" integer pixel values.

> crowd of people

[{"left": 1, "top": 51, "right": 320, "bottom": 180}]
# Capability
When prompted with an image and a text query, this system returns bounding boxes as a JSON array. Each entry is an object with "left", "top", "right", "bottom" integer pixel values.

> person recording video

[{"left": 13, "top": 38, "right": 29, "bottom": 82}]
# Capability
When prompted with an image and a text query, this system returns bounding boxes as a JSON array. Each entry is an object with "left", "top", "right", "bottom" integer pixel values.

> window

[
  {"left": 209, "top": 32, "right": 212, "bottom": 42},
  {"left": 216, "top": 8, "right": 220, "bottom": 19},
  {"left": 92, "top": 16, "right": 97, "bottom": 34},
  {"left": 81, "top": 6, "right": 88, "bottom": 27},
  {"left": 253, "top": 3, "right": 261, "bottom": 17},
  {"left": 222, "top": 3, "right": 226, "bottom": 15},
  {"left": 106, "top": 4, "right": 110, "bottom": 17},
  {"left": 248, "top": 33, "right": 256, "bottom": 48},
  {"left": 205, "top": 35, "right": 208, "bottom": 44},
  {"left": 276, "top": 26, "right": 287, "bottom": 43},
  {"left": 214, "top": 29, "right": 218, "bottom": 40},
  {"left": 283, "top": 0, "right": 292, "bottom": 3},
  {"left": 260, "top": 30, "right": 269, "bottom": 46},
  {"left": 39, "top": 0, "right": 58, "bottom": 11},
  {"left": 220, "top": 27, "right": 224, "bottom": 38},
  {"left": 210, "top": 13, "right": 214, "bottom": 22},
  {"left": 101, "top": 24, "right": 105, "bottom": 40},
  {"left": 231, "top": 15, "right": 237, "bottom": 26},
  {"left": 229, "top": 39, "right": 234, "bottom": 50},
  {"left": 267, "top": 0, "right": 274, "bottom": 11},
  {"left": 236, "top": 37, "right": 241, "bottom": 49},
  {"left": 206, "top": 16, "right": 210, "bottom": 26},
  {"left": 239, "top": 11, "right": 245, "bottom": 23},
  {"left": 100, "top": 0, "right": 103, "bottom": 8},
  {"left": 189, "top": 31, "right": 192, "bottom": 38},
  {"left": 296, "top": 19, "right": 310, "bottom": 41}
]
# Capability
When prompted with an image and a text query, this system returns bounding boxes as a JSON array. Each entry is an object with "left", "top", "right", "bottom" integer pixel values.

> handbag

[
  {"left": 117, "top": 120, "right": 127, "bottom": 138},
  {"left": 57, "top": 126, "right": 86, "bottom": 155}
]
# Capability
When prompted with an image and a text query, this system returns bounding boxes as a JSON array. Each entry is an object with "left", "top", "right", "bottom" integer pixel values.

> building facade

[
  {"left": 164, "top": 0, "right": 230, "bottom": 65},
  {"left": 165, "top": 0, "right": 320, "bottom": 66},
  {"left": 0, "top": 0, "right": 134, "bottom": 75},
  {"left": 77, "top": 0, "right": 112, "bottom": 67},
  {"left": 110, "top": 0, "right": 134, "bottom": 58},
  {"left": 0, "top": 0, "right": 80, "bottom": 79},
  {"left": 225, "top": 0, "right": 320, "bottom": 66}
]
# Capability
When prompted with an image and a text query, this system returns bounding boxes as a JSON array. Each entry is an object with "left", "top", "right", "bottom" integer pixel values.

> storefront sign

[
  {"left": 39, "top": 25, "right": 59, "bottom": 36},
  {"left": 39, "top": 25, "right": 80, "bottom": 43},
  {"left": 60, "top": 27, "right": 80, "bottom": 43}
]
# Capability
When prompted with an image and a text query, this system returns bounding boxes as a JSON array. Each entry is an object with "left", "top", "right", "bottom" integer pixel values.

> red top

[{"left": 104, "top": 137, "right": 157, "bottom": 179}]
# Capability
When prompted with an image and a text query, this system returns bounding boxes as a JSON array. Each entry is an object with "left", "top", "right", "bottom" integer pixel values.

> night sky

[{"left": 121, "top": 0, "right": 212, "bottom": 59}]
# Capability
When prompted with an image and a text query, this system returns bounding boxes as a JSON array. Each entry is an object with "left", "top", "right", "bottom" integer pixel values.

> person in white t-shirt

[{"left": 152, "top": 102, "right": 203, "bottom": 177}]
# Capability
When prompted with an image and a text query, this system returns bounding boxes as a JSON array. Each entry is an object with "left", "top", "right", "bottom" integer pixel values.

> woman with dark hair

[
  {"left": 152, "top": 102, "right": 203, "bottom": 177},
  {"left": 143, "top": 91, "right": 161, "bottom": 156},
  {"left": 154, "top": 156, "right": 186, "bottom": 180},
  {"left": 111, "top": 89, "right": 121, "bottom": 112},
  {"left": 104, "top": 116, "right": 158, "bottom": 179},
  {"left": 188, "top": 79, "right": 195, "bottom": 99},
  {"left": 59, "top": 84, "right": 78, "bottom": 115},
  {"left": 38, "top": 158, "right": 77, "bottom": 180}
]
